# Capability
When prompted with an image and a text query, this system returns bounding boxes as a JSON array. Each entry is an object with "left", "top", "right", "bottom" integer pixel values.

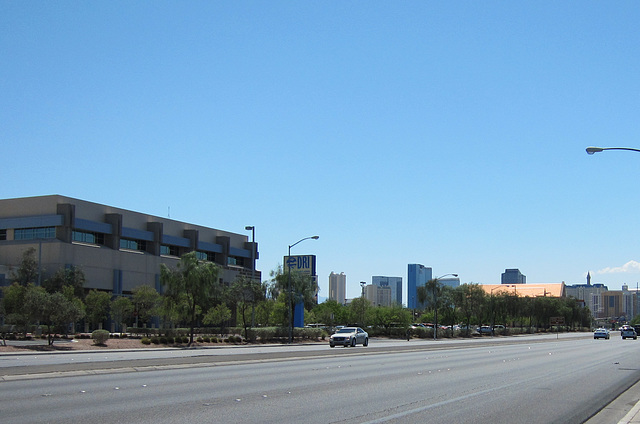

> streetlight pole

[
  {"left": 287, "top": 235, "right": 319, "bottom": 343},
  {"left": 432, "top": 274, "right": 458, "bottom": 340},
  {"left": 245, "top": 226, "right": 256, "bottom": 328},
  {"left": 586, "top": 146, "right": 640, "bottom": 155}
]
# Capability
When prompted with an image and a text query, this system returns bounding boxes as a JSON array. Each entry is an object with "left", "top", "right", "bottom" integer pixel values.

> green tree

[
  {"left": 24, "top": 285, "right": 84, "bottom": 345},
  {"left": 230, "top": 276, "right": 266, "bottom": 339},
  {"left": 309, "top": 300, "right": 346, "bottom": 327},
  {"left": 11, "top": 247, "right": 39, "bottom": 286},
  {"left": 203, "top": 303, "right": 232, "bottom": 327},
  {"left": 43, "top": 266, "right": 86, "bottom": 298},
  {"left": 269, "top": 266, "right": 318, "bottom": 329},
  {"left": 347, "top": 297, "right": 371, "bottom": 327},
  {"left": 110, "top": 296, "right": 134, "bottom": 333},
  {"left": 453, "top": 283, "right": 486, "bottom": 335},
  {"left": 132, "top": 285, "right": 161, "bottom": 328},
  {"left": 161, "top": 252, "right": 222, "bottom": 346},
  {"left": 85, "top": 290, "right": 111, "bottom": 330},
  {"left": 1, "top": 283, "right": 30, "bottom": 336}
]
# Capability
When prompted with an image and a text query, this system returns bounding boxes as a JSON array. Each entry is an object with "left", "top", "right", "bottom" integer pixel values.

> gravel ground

[{"left": 0, "top": 337, "right": 231, "bottom": 352}]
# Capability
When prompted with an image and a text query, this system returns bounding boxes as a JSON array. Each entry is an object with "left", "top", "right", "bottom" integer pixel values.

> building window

[
  {"left": 227, "top": 256, "right": 244, "bottom": 267},
  {"left": 14, "top": 227, "right": 56, "bottom": 240},
  {"left": 120, "top": 238, "right": 146, "bottom": 251},
  {"left": 73, "top": 230, "right": 104, "bottom": 245},
  {"left": 196, "top": 251, "right": 215, "bottom": 262},
  {"left": 161, "top": 245, "right": 179, "bottom": 256},
  {"left": 0, "top": 229, "right": 6, "bottom": 240}
]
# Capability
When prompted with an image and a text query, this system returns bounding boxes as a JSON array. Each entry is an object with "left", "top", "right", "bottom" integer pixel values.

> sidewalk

[{"left": 586, "top": 379, "right": 640, "bottom": 424}]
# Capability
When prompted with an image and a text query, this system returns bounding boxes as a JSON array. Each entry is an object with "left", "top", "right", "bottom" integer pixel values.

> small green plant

[
  {"left": 91, "top": 330, "right": 110, "bottom": 346},
  {"left": 151, "top": 336, "right": 160, "bottom": 344},
  {"left": 203, "top": 336, "right": 210, "bottom": 343},
  {"left": 141, "top": 337, "right": 151, "bottom": 345}
]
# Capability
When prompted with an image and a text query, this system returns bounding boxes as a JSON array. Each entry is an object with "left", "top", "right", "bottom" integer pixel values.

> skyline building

[
  {"left": 564, "top": 272, "right": 608, "bottom": 318},
  {"left": 329, "top": 272, "right": 347, "bottom": 305},
  {"left": 407, "top": 264, "right": 432, "bottom": 310},
  {"left": 365, "top": 284, "right": 392, "bottom": 307},
  {"left": 372, "top": 275, "right": 402, "bottom": 305},
  {"left": 501, "top": 268, "right": 526, "bottom": 284}
]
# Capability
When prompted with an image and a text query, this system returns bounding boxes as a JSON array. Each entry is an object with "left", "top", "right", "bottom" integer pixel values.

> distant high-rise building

[
  {"left": 328, "top": 272, "right": 347, "bottom": 304},
  {"left": 372, "top": 276, "right": 402, "bottom": 305},
  {"left": 365, "top": 284, "right": 392, "bottom": 307},
  {"left": 565, "top": 272, "right": 608, "bottom": 318},
  {"left": 501, "top": 269, "right": 526, "bottom": 284},
  {"left": 408, "top": 264, "right": 432, "bottom": 309}
]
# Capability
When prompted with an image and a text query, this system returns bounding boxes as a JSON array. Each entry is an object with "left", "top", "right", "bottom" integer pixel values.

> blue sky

[{"left": 3, "top": 2, "right": 640, "bottom": 303}]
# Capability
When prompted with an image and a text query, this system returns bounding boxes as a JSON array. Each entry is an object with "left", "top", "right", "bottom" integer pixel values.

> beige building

[
  {"left": 365, "top": 284, "right": 392, "bottom": 307},
  {"left": 329, "top": 272, "right": 346, "bottom": 305},
  {"left": 0, "top": 195, "right": 259, "bottom": 294}
]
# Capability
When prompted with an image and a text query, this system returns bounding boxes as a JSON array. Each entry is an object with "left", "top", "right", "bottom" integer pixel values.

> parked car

[
  {"left": 594, "top": 328, "right": 610, "bottom": 340},
  {"left": 329, "top": 327, "right": 369, "bottom": 348},
  {"left": 477, "top": 326, "right": 493, "bottom": 335},
  {"left": 620, "top": 326, "right": 637, "bottom": 340}
]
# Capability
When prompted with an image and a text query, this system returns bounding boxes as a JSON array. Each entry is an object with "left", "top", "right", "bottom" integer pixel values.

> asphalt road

[{"left": 1, "top": 333, "right": 638, "bottom": 424}]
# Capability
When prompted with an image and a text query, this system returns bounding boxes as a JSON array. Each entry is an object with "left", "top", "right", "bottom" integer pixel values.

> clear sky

[{"left": 3, "top": 2, "right": 640, "bottom": 303}]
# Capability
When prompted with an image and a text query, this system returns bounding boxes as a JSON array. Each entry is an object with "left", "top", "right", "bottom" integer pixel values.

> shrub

[
  {"left": 160, "top": 336, "right": 168, "bottom": 344},
  {"left": 182, "top": 336, "right": 189, "bottom": 344},
  {"left": 151, "top": 336, "right": 160, "bottom": 344},
  {"left": 141, "top": 337, "right": 151, "bottom": 345},
  {"left": 91, "top": 329, "right": 110, "bottom": 346}
]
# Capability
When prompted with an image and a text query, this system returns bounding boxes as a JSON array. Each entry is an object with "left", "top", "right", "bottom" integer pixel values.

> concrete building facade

[
  {"left": 365, "top": 284, "right": 392, "bottom": 307},
  {"left": 372, "top": 276, "right": 402, "bottom": 305},
  {"left": 0, "top": 195, "right": 260, "bottom": 295}
]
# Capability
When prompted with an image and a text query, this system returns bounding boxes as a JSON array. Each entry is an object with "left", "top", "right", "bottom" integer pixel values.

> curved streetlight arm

[
  {"left": 434, "top": 273, "right": 458, "bottom": 280},
  {"left": 288, "top": 235, "right": 319, "bottom": 253},
  {"left": 586, "top": 147, "right": 640, "bottom": 155}
]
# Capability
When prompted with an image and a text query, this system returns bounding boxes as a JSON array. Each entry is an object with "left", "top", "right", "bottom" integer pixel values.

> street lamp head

[
  {"left": 245, "top": 226, "right": 254, "bottom": 230},
  {"left": 311, "top": 235, "right": 319, "bottom": 240},
  {"left": 586, "top": 147, "right": 604, "bottom": 155}
]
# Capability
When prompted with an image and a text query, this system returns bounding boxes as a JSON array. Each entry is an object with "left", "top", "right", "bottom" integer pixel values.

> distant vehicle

[
  {"left": 477, "top": 326, "right": 493, "bottom": 335},
  {"left": 620, "top": 326, "right": 637, "bottom": 340},
  {"left": 594, "top": 328, "right": 610, "bottom": 340},
  {"left": 329, "top": 327, "right": 369, "bottom": 348}
]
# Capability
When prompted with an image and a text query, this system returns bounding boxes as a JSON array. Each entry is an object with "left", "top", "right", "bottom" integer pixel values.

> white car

[
  {"left": 594, "top": 328, "right": 610, "bottom": 340},
  {"left": 329, "top": 327, "right": 369, "bottom": 348}
]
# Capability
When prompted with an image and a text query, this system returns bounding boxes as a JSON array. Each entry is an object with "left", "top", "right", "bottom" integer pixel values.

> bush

[
  {"left": 91, "top": 330, "right": 110, "bottom": 346},
  {"left": 203, "top": 336, "right": 210, "bottom": 343},
  {"left": 151, "top": 336, "right": 160, "bottom": 344},
  {"left": 141, "top": 337, "right": 151, "bottom": 345}
]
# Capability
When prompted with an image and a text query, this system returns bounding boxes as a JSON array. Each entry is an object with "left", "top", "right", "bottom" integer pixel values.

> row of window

[
  {"left": 120, "top": 238, "right": 147, "bottom": 251},
  {"left": 73, "top": 230, "right": 105, "bottom": 245},
  {"left": 4, "top": 226, "right": 245, "bottom": 266},
  {"left": 14, "top": 227, "right": 56, "bottom": 240}
]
